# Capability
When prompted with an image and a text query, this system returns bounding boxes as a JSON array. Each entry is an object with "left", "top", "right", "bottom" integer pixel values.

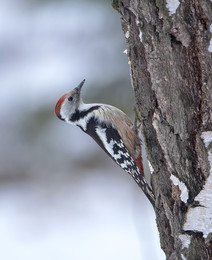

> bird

[{"left": 55, "top": 79, "right": 155, "bottom": 206}]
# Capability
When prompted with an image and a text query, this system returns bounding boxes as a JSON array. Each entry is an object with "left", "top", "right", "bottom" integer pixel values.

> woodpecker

[{"left": 55, "top": 80, "right": 155, "bottom": 206}]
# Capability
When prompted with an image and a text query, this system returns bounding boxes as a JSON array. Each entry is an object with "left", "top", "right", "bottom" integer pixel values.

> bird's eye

[{"left": 68, "top": 96, "right": 73, "bottom": 102}]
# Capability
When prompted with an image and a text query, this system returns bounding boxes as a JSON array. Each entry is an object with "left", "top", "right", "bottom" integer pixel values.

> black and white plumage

[{"left": 55, "top": 80, "right": 155, "bottom": 206}]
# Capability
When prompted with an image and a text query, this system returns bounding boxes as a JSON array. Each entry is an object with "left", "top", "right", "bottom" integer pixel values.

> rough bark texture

[{"left": 112, "top": 0, "right": 212, "bottom": 259}]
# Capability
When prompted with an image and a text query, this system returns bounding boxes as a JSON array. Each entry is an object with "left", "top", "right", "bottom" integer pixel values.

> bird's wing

[{"left": 96, "top": 104, "right": 142, "bottom": 161}]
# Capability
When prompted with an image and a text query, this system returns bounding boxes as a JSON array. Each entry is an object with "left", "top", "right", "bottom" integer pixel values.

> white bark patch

[
  {"left": 179, "top": 234, "right": 191, "bottom": 249},
  {"left": 136, "top": 19, "right": 142, "bottom": 42},
  {"left": 125, "top": 31, "right": 130, "bottom": 39},
  {"left": 184, "top": 151, "right": 212, "bottom": 238},
  {"left": 166, "top": 0, "right": 180, "bottom": 15},
  {"left": 139, "top": 31, "right": 142, "bottom": 42},
  {"left": 170, "top": 174, "right": 189, "bottom": 203},
  {"left": 181, "top": 254, "right": 186, "bottom": 260},
  {"left": 201, "top": 131, "right": 212, "bottom": 148},
  {"left": 148, "top": 161, "right": 154, "bottom": 174},
  {"left": 208, "top": 24, "right": 212, "bottom": 53}
]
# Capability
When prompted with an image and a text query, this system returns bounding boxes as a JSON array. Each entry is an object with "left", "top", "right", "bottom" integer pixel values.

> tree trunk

[{"left": 111, "top": 0, "right": 212, "bottom": 259}]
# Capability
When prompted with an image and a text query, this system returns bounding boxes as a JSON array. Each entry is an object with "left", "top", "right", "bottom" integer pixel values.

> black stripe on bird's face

[{"left": 69, "top": 106, "right": 100, "bottom": 122}]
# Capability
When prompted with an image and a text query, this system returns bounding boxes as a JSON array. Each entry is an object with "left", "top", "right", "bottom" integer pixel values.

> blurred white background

[{"left": 0, "top": 0, "right": 165, "bottom": 259}]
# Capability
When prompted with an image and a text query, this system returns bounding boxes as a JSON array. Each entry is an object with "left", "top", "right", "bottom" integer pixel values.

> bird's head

[{"left": 55, "top": 79, "right": 85, "bottom": 122}]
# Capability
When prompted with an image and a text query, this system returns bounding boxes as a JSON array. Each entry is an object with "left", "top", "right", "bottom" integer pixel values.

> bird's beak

[
  {"left": 76, "top": 79, "right": 85, "bottom": 93},
  {"left": 73, "top": 79, "right": 85, "bottom": 109}
]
